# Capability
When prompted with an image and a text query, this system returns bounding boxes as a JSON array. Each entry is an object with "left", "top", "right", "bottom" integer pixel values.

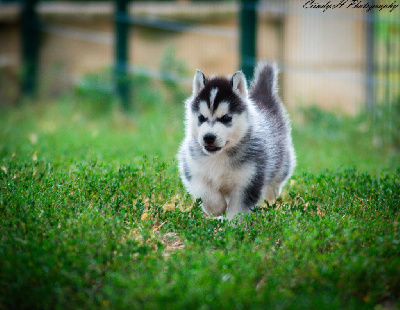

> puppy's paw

[{"left": 215, "top": 215, "right": 227, "bottom": 222}]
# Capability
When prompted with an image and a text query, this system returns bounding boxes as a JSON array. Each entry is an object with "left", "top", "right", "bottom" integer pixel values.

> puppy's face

[{"left": 188, "top": 70, "right": 250, "bottom": 155}]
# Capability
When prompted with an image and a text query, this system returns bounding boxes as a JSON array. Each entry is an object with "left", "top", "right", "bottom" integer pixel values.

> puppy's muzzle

[
  {"left": 203, "top": 133, "right": 221, "bottom": 153},
  {"left": 203, "top": 133, "right": 216, "bottom": 145}
]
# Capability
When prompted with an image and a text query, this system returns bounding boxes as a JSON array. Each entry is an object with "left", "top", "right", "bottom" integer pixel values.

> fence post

[
  {"left": 115, "top": 0, "right": 131, "bottom": 110},
  {"left": 365, "top": 0, "right": 375, "bottom": 110},
  {"left": 239, "top": 0, "right": 258, "bottom": 80},
  {"left": 21, "top": 0, "right": 39, "bottom": 96}
]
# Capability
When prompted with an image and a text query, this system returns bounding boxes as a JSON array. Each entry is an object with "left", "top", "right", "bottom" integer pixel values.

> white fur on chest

[{"left": 186, "top": 152, "right": 255, "bottom": 195}]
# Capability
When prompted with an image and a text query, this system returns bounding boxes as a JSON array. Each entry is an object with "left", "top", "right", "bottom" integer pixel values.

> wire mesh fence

[{"left": 2, "top": 0, "right": 400, "bottom": 115}]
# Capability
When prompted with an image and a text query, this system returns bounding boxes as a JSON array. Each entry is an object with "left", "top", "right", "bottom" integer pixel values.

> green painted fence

[{"left": 20, "top": 0, "right": 259, "bottom": 110}]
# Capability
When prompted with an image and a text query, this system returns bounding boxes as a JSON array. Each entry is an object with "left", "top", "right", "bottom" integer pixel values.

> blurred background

[{"left": 0, "top": 0, "right": 399, "bottom": 173}]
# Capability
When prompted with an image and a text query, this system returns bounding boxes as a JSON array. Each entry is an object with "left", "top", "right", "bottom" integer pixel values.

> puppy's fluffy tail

[{"left": 249, "top": 61, "right": 281, "bottom": 112}]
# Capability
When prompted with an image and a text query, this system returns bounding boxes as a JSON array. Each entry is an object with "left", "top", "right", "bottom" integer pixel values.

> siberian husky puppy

[{"left": 178, "top": 62, "right": 296, "bottom": 220}]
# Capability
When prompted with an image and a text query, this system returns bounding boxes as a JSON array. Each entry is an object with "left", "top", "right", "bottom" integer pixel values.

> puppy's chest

[{"left": 191, "top": 155, "right": 255, "bottom": 191}]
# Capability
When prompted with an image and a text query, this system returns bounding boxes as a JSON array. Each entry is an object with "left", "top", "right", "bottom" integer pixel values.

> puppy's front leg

[
  {"left": 225, "top": 190, "right": 251, "bottom": 220},
  {"left": 191, "top": 179, "right": 227, "bottom": 216},
  {"left": 201, "top": 190, "right": 227, "bottom": 217}
]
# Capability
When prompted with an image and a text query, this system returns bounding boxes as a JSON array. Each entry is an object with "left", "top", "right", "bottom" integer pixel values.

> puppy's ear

[
  {"left": 231, "top": 71, "right": 248, "bottom": 98},
  {"left": 193, "top": 69, "right": 206, "bottom": 96}
]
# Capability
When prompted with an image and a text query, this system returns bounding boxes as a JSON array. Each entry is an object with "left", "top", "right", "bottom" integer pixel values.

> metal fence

[{"left": 16, "top": 0, "right": 400, "bottom": 114}]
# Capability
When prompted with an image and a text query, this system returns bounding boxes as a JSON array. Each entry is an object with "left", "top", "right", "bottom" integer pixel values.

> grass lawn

[{"left": 0, "top": 78, "right": 399, "bottom": 309}]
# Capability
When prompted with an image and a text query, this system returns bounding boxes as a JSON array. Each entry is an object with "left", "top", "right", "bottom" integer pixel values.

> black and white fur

[{"left": 178, "top": 62, "right": 296, "bottom": 220}]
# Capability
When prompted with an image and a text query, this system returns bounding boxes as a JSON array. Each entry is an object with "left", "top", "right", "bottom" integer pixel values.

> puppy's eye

[
  {"left": 219, "top": 115, "right": 232, "bottom": 124},
  {"left": 198, "top": 115, "right": 207, "bottom": 123}
]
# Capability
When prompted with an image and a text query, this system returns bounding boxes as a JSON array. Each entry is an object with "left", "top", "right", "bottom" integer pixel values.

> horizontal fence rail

[
  {"left": 117, "top": 15, "right": 237, "bottom": 38},
  {"left": 40, "top": 24, "right": 114, "bottom": 45}
]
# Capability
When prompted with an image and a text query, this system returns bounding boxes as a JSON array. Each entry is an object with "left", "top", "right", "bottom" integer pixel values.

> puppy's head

[{"left": 186, "top": 69, "right": 250, "bottom": 156}]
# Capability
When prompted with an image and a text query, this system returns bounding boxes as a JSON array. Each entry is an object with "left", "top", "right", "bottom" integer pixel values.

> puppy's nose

[{"left": 203, "top": 133, "right": 216, "bottom": 144}]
